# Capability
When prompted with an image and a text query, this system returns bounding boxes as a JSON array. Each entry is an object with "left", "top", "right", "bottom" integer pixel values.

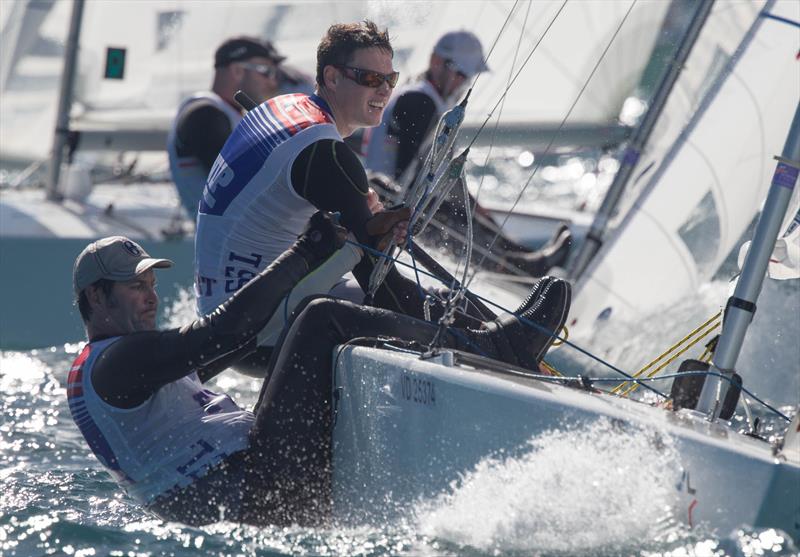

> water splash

[
  {"left": 412, "top": 420, "right": 682, "bottom": 555},
  {"left": 161, "top": 285, "right": 199, "bottom": 330}
]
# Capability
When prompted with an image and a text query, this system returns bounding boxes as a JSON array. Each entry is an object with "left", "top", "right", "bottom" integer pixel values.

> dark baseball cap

[{"left": 214, "top": 36, "right": 285, "bottom": 68}]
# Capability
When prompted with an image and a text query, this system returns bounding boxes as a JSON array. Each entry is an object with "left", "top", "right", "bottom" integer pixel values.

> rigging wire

[
  {"left": 471, "top": 0, "right": 535, "bottom": 218},
  {"left": 464, "top": 0, "right": 569, "bottom": 151},
  {"left": 366, "top": 0, "right": 524, "bottom": 299},
  {"left": 467, "top": 0, "right": 521, "bottom": 94},
  {"left": 466, "top": 0, "right": 638, "bottom": 286},
  {"left": 348, "top": 238, "right": 667, "bottom": 399},
  {"left": 345, "top": 238, "right": 792, "bottom": 423}
]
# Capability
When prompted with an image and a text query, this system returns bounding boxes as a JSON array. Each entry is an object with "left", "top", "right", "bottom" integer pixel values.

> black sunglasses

[
  {"left": 240, "top": 62, "right": 279, "bottom": 79},
  {"left": 335, "top": 65, "right": 399, "bottom": 88}
]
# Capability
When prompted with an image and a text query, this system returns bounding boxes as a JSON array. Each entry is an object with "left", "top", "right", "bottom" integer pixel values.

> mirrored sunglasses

[
  {"left": 336, "top": 65, "right": 399, "bottom": 88},
  {"left": 240, "top": 62, "right": 279, "bottom": 79}
]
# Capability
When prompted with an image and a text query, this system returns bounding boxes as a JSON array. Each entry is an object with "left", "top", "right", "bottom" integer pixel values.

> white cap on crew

[{"left": 433, "top": 30, "right": 489, "bottom": 78}]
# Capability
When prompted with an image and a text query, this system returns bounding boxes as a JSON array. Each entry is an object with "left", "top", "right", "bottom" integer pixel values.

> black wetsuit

[
  {"left": 88, "top": 220, "right": 510, "bottom": 527},
  {"left": 290, "top": 138, "right": 488, "bottom": 326},
  {"left": 172, "top": 100, "right": 237, "bottom": 173},
  {"left": 224, "top": 120, "right": 489, "bottom": 379}
]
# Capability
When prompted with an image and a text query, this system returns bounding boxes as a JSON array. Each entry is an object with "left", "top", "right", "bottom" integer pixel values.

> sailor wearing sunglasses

[
  {"left": 168, "top": 36, "right": 285, "bottom": 218},
  {"left": 193, "top": 21, "right": 504, "bottom": 378}
]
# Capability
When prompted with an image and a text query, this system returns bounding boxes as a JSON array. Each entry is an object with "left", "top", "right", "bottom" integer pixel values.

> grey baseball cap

[
  {"left": 433, "top": 30, "right": 489, "bottom": 78},
  {"left": 73, "top": 236, "right": 173, "bottom": 295}
]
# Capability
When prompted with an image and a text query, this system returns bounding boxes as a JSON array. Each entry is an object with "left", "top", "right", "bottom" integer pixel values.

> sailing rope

[
  {"left": 365, "top": 0, "right": 529, "bottom": 301},
  {"left": 611, "top": 310, "right": 722, "bottom": 397},
  {"left": 351, "top": 236, "right": 795, "bottom": 423},
  {"left": 367, "top": 0, "right": 571, "bottom": 301}
]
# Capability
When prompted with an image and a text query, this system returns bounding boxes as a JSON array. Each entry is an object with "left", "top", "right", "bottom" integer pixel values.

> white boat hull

[{"left": 331, "top": 346, "right": 800, "bottom": 540}]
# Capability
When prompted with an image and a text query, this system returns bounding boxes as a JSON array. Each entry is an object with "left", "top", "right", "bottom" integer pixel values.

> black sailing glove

[
  {"left": 365, "top": 205, "right": 412, "bottom": 250},
  {"left": 294, "top": 211, "right": 348, "bottom": 266}
]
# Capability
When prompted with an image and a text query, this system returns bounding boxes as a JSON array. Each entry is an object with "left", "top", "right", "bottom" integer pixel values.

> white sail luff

[{"left": 570, "top": 0, "right": 799, "bottom": 337}]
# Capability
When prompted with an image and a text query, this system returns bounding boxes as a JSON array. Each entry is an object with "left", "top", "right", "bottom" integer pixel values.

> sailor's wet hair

[{"left": 316, "top": 20, "right": 393, "bottom": 89}]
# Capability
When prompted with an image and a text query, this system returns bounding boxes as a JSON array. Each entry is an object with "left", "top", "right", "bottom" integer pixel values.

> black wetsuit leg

[{"left": 240, "top": 296, "right": 498, "bottom": 525}]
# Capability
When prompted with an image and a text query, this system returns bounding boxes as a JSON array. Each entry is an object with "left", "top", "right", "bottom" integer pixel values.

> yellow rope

[
  {"left": 539, "top": 360, "right": 563, "bottom": 377},
  {"left": 610, "top": 310, "right": 722, "bottom": 396},
  {"left": 550, "top": 325, "right": 569, "bottom": 347},
  {"left": 618, "top": 320, "right": 721, "bottom": 397},
  {"left": 698, "top": 335, "right": 719, "bottom": 364}
]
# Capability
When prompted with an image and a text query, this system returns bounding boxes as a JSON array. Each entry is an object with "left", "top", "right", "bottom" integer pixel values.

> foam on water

[
  {"left": 413, "top": 420, "right": 683, "bottom": 555},
  {"left": 2, "top": 343, "right": 799, "bottom": 555}
]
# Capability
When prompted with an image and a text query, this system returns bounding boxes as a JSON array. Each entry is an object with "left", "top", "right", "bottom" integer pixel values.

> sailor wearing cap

[
  {"left": 362, "top": 30, "right": 488, "bottom": 180},
  {"left": 66, "top": 219, "right": 571, "bottom": 526},
  {"left": 66, "top": 215, "right": 347, "bottom": 526},
  {"left": 167, "top": 36, "right": 286, "bottom": 218},
  {"left": 360, "top": 30, "right": 572, "bottom": 278}
]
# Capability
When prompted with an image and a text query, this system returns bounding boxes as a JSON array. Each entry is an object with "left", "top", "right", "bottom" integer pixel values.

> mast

[
  {"left": 696, "top": 102, "right": 800, "bottom": 420},
  {"left": 46, "top": 0, "right": 85, "bottom": 201},
  {"left": 568, "top": 0, "right": 714, "bottom": 280}
]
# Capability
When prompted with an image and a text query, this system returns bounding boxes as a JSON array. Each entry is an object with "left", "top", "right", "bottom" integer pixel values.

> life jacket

[
  {"left": 66, "top": 337, "right": 254, "bottom": 504},
  {"left": 194, "top": 93, "right": 339, "bottom": 314},
  {"left": 167, "top": 92, "right": 243, "bottom": 219}
]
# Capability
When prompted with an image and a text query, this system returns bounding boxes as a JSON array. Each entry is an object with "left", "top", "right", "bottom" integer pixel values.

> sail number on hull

[{"left": 399, "top": 372, "right": 437, "bottom": 406}]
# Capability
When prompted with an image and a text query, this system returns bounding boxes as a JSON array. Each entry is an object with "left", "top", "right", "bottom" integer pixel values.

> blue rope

[
  {"left": 760, "top": 12, "right": 800, "bottom": 29},
  {"left": 346, "top": 239, "right": 667, "bottom": 399},
  {"left": 616, "top": 371, "right": 790, "bottom": 422},
  {"left": 345, "top": 240, "right": 792, "bottom": 422}
]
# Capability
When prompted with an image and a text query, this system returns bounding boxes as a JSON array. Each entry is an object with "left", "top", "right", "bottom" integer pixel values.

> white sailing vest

[
  {"left": 167, "top": 92, "right": 243, "bottom": 218},
  {"left": 362, "top": 78, "right": 448, "bottom": 177},
  {"left": 194, "top": 93, "right": 341, "bottom": 314},
  {"left": 66, "top": 337, "right": 254, "bottom": 505}
]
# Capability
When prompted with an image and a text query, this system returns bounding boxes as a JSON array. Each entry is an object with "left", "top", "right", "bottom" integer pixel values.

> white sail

[
  {"left": 570, "top": 0, "right": 800, "bottom": 336},
  {"left": 0, "top": 0, "right": 67, "bottom": 166},
  {"left": 381, "top": 0, "right": 670, "bottom": 130},
  {"left": 1, "top": 0, "right": 670, "bottom": 167}
]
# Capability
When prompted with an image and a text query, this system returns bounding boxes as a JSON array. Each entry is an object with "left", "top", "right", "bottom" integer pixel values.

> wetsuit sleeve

[
  {"left": 288, "top": 139, "right": 482, "bottom": 324},
  {"left": 91, "top": 242, "right": 328, "bottom": 409},
  {"left": 174, "top": 102, "right": 235, "bottom": 171},
  {"left": 389, "top": 91, "right": 437, "bottom": 179},
  {"left": 291, "top": 139, "right": 374, "bottom": 241}
]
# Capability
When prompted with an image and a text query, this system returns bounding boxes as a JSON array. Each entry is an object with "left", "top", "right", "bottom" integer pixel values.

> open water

[
  {"left": 2, "top": 146, "right": 799, "bottom": 557},
  {"left": 2, "top": 272, "right": 798, "bottom": 556}
]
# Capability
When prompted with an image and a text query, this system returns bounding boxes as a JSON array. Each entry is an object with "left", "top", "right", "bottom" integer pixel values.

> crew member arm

[
  {"left": 389, "top": 91, "right": 437, "bottom": 179},
  {"left": 91, "top": 240, "right": 329, "bottom": 408},
  {"left": 291, "top": 139, "right": 441, "bottom": 319},
  {"left": 174, "top": 102, "right": 235, "bottom": 171}
]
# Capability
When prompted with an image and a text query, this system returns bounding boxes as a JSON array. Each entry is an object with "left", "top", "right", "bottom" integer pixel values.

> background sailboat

[{"left": 567, "top": 0, "right": 800, "bottom": 339}]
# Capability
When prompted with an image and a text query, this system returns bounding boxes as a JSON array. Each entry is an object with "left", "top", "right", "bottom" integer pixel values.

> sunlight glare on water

[{"left": 3, "top": 345, "right": 798, "bottom": 556}]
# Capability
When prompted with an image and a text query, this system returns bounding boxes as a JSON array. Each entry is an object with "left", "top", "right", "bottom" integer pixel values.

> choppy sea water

[
  {"left": 2, "top": 144, "right": 799, "bottom": 555},
  {"left": 2, "top": 276, "right": 798, "bottom": 557}
]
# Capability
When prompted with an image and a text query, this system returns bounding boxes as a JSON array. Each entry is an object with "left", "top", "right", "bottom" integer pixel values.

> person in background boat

[
  {"left": 195, "top": 20, "right": 568, "bottom": 378},
  {"left": 358, "top": 30, "right": 572, "bottom": 278},
  {"left": 66, "top": 214, "right": 570, "bottom": 526},
  {"left": 167, "top": 36, "right": 285, "bottom": 218}
]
